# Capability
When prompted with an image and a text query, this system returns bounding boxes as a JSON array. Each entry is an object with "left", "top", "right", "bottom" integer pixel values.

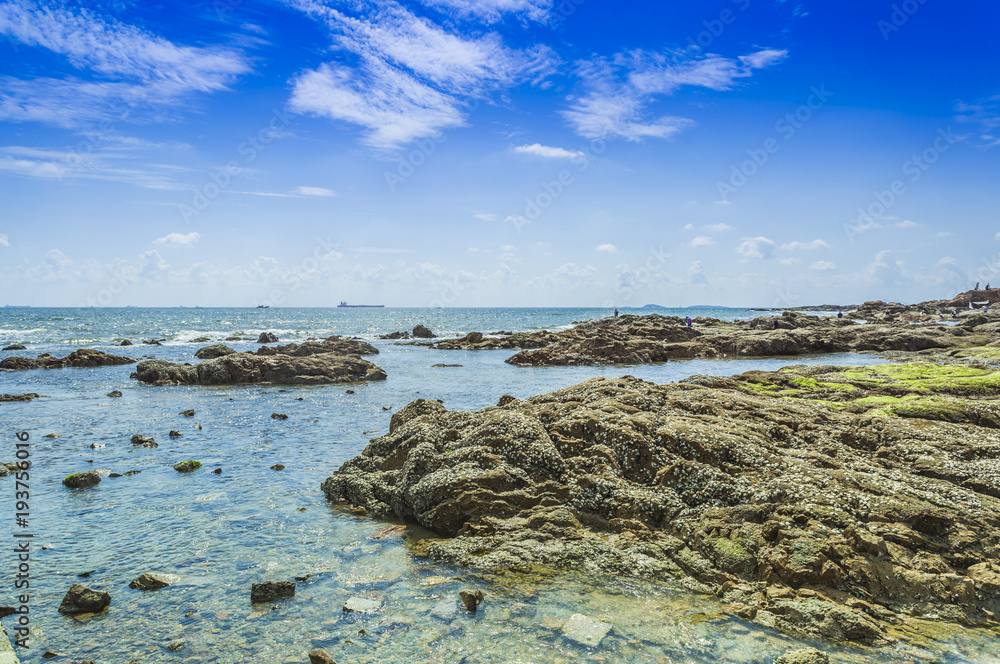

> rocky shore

[
  {"left": 323, "top": 363, "right": 1000, "bottom": 644},
  {"left": 421, "top": 310, "right": 1000, "bottom": 366}
]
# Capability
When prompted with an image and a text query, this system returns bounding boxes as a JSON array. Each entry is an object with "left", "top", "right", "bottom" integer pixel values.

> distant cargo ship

[{"left": 337, "top": 301, "right": 384, "bottom": 308}]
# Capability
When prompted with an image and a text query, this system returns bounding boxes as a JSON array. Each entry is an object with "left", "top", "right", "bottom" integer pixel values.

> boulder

[
  {"left": 195, "top": 344, "right": 235, "bottom": 359},
  {"left": 308, "top": 649, "right": 336, "bottom": 664},
  {"left": 173, "top": 460, "right": 201, "bottom": 473},
  {"left": 250, "top": 581, "right": 295, "bottom": 602},
  {"left": 459, "top": 589, "right": 484, "bottom": 613},
  {"left": 63, "top": 471, "right": 101, "bottom": 489},
  {"left": 412, "top": 325, "right": 436, "bottom": 338},
  {"left": 130, "top": 434, "right": 157, "bottom": 448},
  {"left": 120, "top": 340, "right": 133, "bottom": 346},
  {"left": 257, "top": 332, "right": 279, "bottom": 343},
  {"left": 107, "top": 390, "right": 122, "bottom": 398},
  {"left": 2, "top": 344, "right": 26, "bottom": 351},
  {"left": 58, "top": 583, "right": 110, "bottom": 614}
]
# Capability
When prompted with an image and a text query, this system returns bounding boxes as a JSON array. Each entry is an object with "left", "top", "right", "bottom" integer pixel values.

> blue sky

[{"left": 0, "top": 0, "right": 997, "bottom": 307}]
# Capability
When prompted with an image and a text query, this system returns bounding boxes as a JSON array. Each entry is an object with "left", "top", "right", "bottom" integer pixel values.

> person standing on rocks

[
  {"left": 976, "top": 281, "right": 980, "bottom": 290},
  {"left": 614, "top": 309, "right": 619, "bottom": 318}
]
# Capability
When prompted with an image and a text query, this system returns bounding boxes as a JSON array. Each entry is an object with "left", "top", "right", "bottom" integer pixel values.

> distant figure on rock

[
  {"left": 685, "top": 316, "right": 692, "bottom": 327},
  {"left": 985, "top": 305, "right": 990, "bottom": 314},
  {"left": 939, "top": 312, "right": 945, "bottom": 319},
  {"left": 614, "top": 308, "right": 618, "bottom": 318},
  {"left": 837, "top": 311, "right": 843, "bottom": 319},
  {"left": 976, "top": 281, "right": 980, "bottom": 290},
  {"left": 953, "top": 309, "right": 959, "bottom": 318}
]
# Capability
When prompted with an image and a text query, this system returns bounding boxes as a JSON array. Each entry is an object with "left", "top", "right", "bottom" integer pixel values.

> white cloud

[
  {"left": 810, "top": 261, "right": 837, "bottom": 271},
  {"left": 779, "top": 257, "right": 801, "bottom": 266},
  {"left": 736, "top": 236, "right": 775, "bottom": 260},
  {"left": 781, "top": 239, "right": 832, "bottom": 251},
  {"left": 595, "top": 243, "right": 617, "bottom": 254},
  {"left": 0, "top": 234, "right": 8, "bottom": 246},
  {"left": 288, "top": 0, "right": 557, "bottom": 148},
  {"left": 704, "top": 223, "right": 731, "bottom": 233},
  {"left": 295, "top": 186, "right": 336, "bottom": 197},
  {"left": 0, "top": 2, "right": 248, "bottom": 127},
  {"left": 682, "top": 223, "right": 693, "bottom": 230},
  {"left": 895, "top": 220, "right": 918, "bottom": 228},
  {"left": 474, "top": 213, "right": 498, "bottom": 222},
  {"left": 562, "top": 48, "right": 787, "bottom": 141},
  {"left": 690, "top": 236, "right": 714, "bottom": 247},
  {"left": 418, "top": 0, "right": 553, "bottom": 23},
  {"left": 154, "top": 232, "right": 201, "bottom": 247},
  {"left": 513, "top": 143, "right": 584, "bottom": 159}
]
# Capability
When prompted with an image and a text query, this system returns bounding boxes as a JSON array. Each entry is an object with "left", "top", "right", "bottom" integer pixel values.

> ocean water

[{"left": 0, "top": 307, "right": 995, "bottom": 663}]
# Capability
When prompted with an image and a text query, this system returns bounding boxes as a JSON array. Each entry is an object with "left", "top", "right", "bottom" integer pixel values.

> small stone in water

[
  {"left": 169, "top": 430, "right": 183, "bottom": 437},
  {"left": 561, "top": 613, "right": 612, "bottom": 647},
  {"left": 179, "top": 409, "right": 195, "bottom": 416},
  {"left": 270, "top": 464, "right": 285, "bottom": 471},
  {"left": 343, "top": 597, "right": 380, "bottom": 614},
  {"left": 271, "top": 412, "right": 288, "bottom": 420},
  {"left": 308, "top": 649, "right": 336, "bottom": 664},
  {"left": 167, "top": 640, "right": 185, "bottom": 651},
  {"left": 212, "top": 467, "right": 222, "bottom": 474},
  {"left": 459, "top": 589, "right": 484, "bottom": 613}
]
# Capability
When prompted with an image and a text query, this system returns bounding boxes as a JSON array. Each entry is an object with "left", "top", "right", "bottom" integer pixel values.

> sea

[{"left": 1, "top": 307, "right": 996, "bottom": 663}]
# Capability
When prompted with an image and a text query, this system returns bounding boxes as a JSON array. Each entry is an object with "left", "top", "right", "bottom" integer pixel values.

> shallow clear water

[{"left": 1, "top": 308, "right": 996, "bottom": 662}]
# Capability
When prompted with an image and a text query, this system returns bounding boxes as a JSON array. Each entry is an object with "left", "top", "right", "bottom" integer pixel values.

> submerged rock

[
  {"left": 173, "top": 460, "right": 201, "bottom": 473},
  {"left": 0, "top": 393, "right": 40, "bottom": 402},
  {"left": 561, "top": 613, "right": 612, "bottom": 647},
  {"left": 0, "top": 349, "right": 136, "bottom": 371},
  {"left": 322, "top": 365, "right": 1000, "bottom": 644},
  {"left": 134, "top": 352, "right": 387, "bottom": 386},
  {"left": 308, "top": 649, "right": 336, "bottom": 664},
  {"left": 58, "top": 583, "right": 110, "bottom": 614},
  {"left": 107, "top": 390, "right": 122, "bottom": 398},
  {"left": 775, "top": 648, "right": 830, "bottom": 664},
  {"left": 129, "top": 572, "right": 178, "bottom": 590},
  {"left": 250, "top": 580, "right": 295, "bottom": 602}
]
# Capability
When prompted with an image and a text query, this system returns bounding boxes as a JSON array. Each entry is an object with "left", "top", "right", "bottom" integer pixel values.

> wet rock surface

[
  {"left": 58, "top": 583, "right": 110, "bottom": 614},
  {"left": 323, "top": 364, "right": 1000, "bottom": 644},
  {"left": 250, "top": 580, "right": 295, "bottom": 602},
  {"left": 256, "top": 336, "right": 378, "bottom": 357},
  {"left": 0, "top": 349, "right": 136, "bottom": 371}
]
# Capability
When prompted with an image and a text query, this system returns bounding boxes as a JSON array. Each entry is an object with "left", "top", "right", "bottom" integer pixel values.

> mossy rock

[
  {"left": 64, "top": 471, "right": 101, "bottom": 488},
  {"left": 173, "top": 460, "right": 202, "bottom": 473}
]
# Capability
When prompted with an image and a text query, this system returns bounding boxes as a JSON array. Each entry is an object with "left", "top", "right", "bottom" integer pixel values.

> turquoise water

[{"left": 0, "top": 308, "right": 994, "bottom": 663}]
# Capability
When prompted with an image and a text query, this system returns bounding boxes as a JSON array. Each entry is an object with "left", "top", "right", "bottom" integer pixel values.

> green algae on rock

[{"left": 322, "top": 367, "right": 1000, "bottom": 645}]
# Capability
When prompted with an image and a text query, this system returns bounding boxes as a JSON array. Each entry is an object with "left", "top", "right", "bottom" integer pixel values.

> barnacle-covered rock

[{"left": 323, "top": 365, "right": 1000, "bottom": 645}]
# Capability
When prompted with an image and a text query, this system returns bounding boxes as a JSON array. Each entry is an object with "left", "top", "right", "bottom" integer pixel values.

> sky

[{"left": 0, "top": 0, "right": 998, "bottom": 307}]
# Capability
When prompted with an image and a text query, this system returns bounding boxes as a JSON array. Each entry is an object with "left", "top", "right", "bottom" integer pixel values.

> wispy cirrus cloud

[
  {"left": 0, "top": 1, "right": 249, "bottom": 127},
  {"left": 418, "top": 0, "right": 553, "bottom": 24},
  {"left": 563, "top": 48, "right": 788, "bottom": 141},
  {"left": 955, "top": 94, "right": 1000, "bottom": 148},
  {"left": 287, "top": 0, "right": 558, "bottom": 148}
]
